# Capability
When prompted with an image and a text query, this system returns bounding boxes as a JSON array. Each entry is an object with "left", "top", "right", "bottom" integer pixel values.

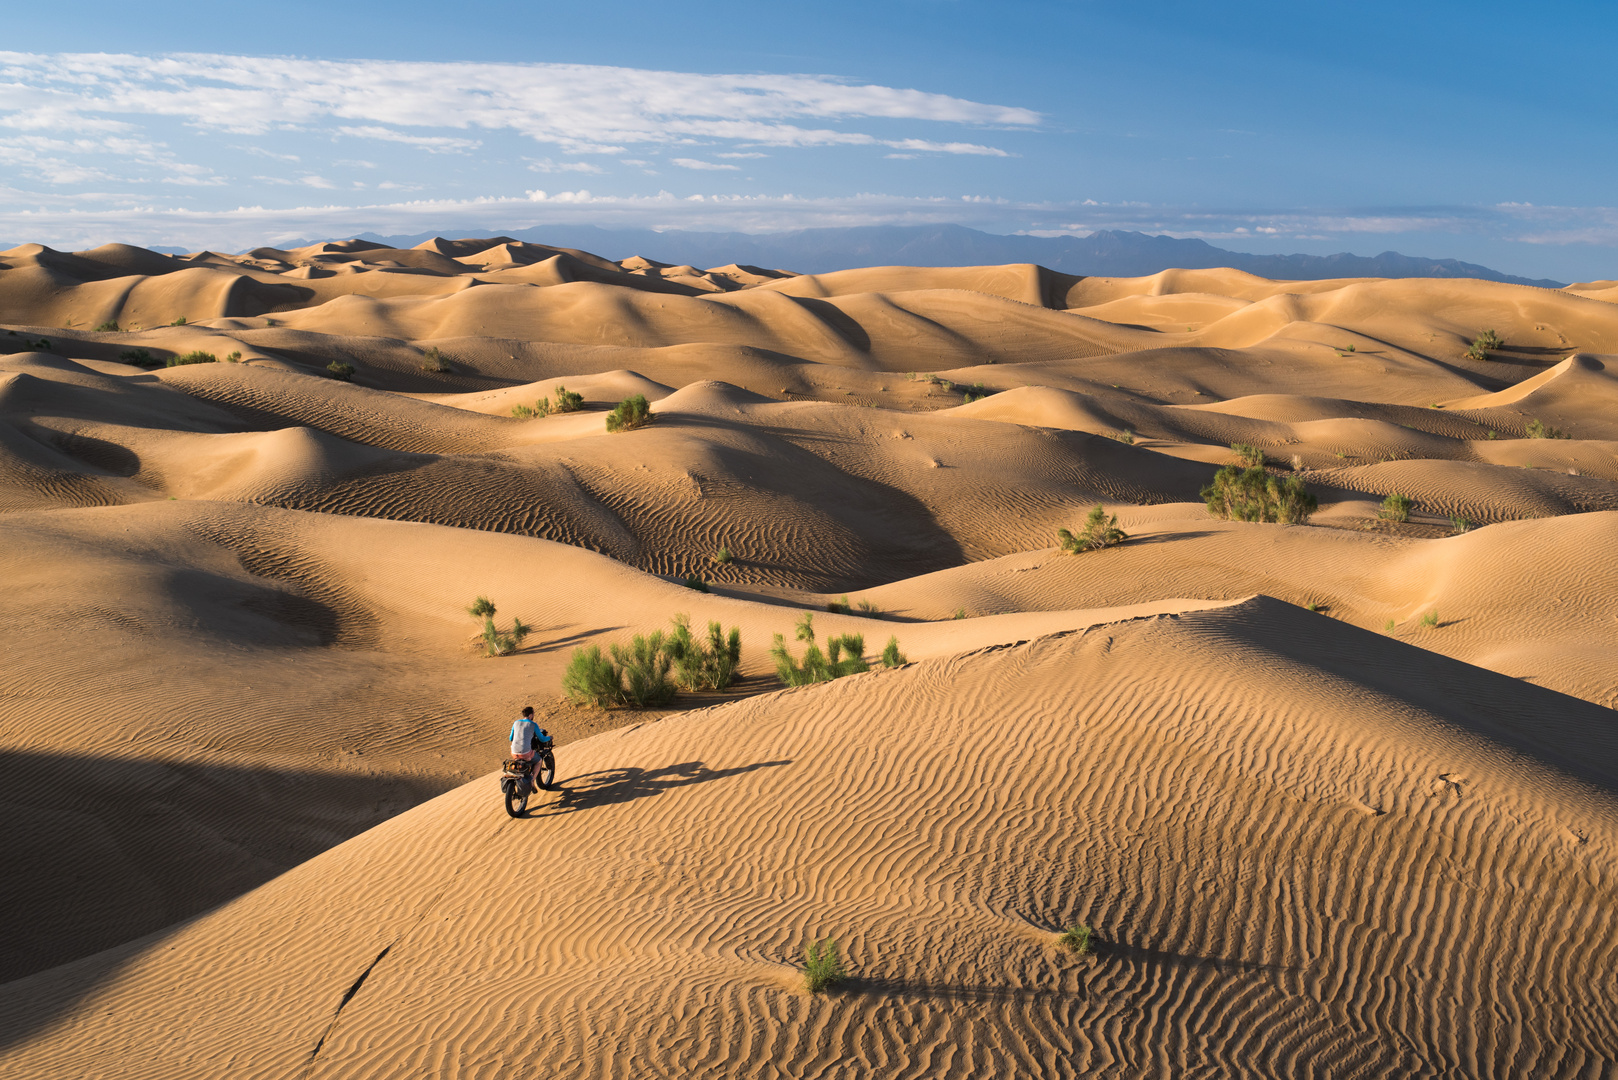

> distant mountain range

[{"left": 337, "top": 224, "right": 1566, "bottom": 288}]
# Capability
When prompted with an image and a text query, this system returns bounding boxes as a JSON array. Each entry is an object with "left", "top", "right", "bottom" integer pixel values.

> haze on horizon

[{"left": 3, "top": 1, "right": 1615, "bottom": 282}]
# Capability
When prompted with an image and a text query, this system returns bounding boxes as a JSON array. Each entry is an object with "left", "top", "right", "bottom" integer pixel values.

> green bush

[
  {"left": 802, "top": 938, "right": 846, "bottom": 994},
  {"left": 1418, "top": 610, "right": 1439, "bottom": 629},
  {"left": 713, "top": 547, "right": 732, "bottom": 564},
  {"left": 225, "top": 351, "right": 241, "bottom": 363},
  {"left": 682, "top": 573, "right": 709, "bottom": 592},
  {"left": 881, "top": 636, "right": 906, "bottom": 667},
  {"left": 1112, "top": 428, "right": 1135, "bottom": 445},
  {"left": 953, "top": 608, "right": 967, "bottom": 620},
  {"left": 771, "top": 613, "right": 869, "bottom": 686},
  {"left": 465, "top": 596, "right": 528, "bottom": 657},
  {"left": 1231, "top": 442, "right": 1265, "bottom": 467},
  {"left": 167, "top": 350, "right": 217, "bottom": 366},
  {"left": 1058, "top": 506, "right": 1129, "bottom": 553},
  {"left": 511, "top": 404, "right": 539, "bottom": 419},
  {"left": 1201, "top": 466, "right": 1318, "bottom": 525},
  {"left": 170, "top": 316, "right": 188, "bottom": 326},
  {"left": 1465, "top": 329, "right": 1503, "bottom": 362},
  {"left": 611, "top": 632, "right": 677, "bottom": 706},
  {"left": 94, "top": 321, "right": 121, "bottom": 333},
  {"left": 1526, "top": 418, "right": 1569, "bottom": 440},
  {"left": 120, "top": 348, "right": 161, "bottom": 368},
  {"left": 326, "top": 361, "right": 356, "bottom": 381},
  {"left": 1450, "top": 515, "right": 1472, "bottom": 534},
  {"left": 663, "top": 614, "right": 743, "bottom": 691},
  {"left": 856, "top": 599, "right": 881, "bottom": 617},
  {"left": 1057, "top": 924, "right": 1095, "bottom": 956},
  {"left": 606, "top": 393, "right": 652, "bottom": 432},
  {"left": 1379, "top": 492, "right": 1413, "bottom": 523},
  {"left": 552, "top": 385, "right": 584, "bottom": 412},
  {"left": 420, "top": 346, "right": 451, "bottom": 373},
  {"left": 826, "top": 595, "right": 851, "bottom": 615},
  {"left": 563, "top": 645, "right": 622, "bottom": 707}
]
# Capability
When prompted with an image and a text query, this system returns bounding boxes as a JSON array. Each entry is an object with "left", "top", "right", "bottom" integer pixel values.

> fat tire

[
  {"left": 537, "top": 751, "right": 556, "bottom": 790},
  {"left": 504, "top": 782, "right": 529, "bottom": 818}
]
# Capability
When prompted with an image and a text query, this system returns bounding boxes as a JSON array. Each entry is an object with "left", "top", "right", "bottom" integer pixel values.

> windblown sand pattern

[{"left": 1, "top": 236, "right": 1615, "bottom": 1077}]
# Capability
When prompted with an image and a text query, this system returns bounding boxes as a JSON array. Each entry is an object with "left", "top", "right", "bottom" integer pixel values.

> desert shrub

[
  {"left": 1058, "top": 506, "right": 1129, "bottom": 553},
  {"left": 465, "top": 596, "right": 528, "bottom": 657},
  {"left": 1464, "top": 329, "right": 1503, "bottom": 362},
  {"left": 1290, "top": 453, "right": 1305, "bottom": 472},
  {"left": 511, "top": 404, "right": 538, "bottom": 419},
  {"left": 94, "top": 321, "right": 121, "bottom": 332},
  {"left": 225, "top": 351, "right": 241, "bottom": 362},
  {"left": 171, "top": 316, "right": 188, "bottom": 326},
  {"left": 826, "top": 595, "right": 851, "bottom": 615},
  {"left": 1057, "top": 925, "right": 1095, "bottom": 956},
  {"left": 552, "top": 385, "right": 584, "bottom": 412},
  {"left": 1231, "top": 442, "right": 1265, "bottom": 467},
  {"left": 1450, "top": 515, "right": 1472, "bottom": 534},
  {"left": 682, "top": 573, "right": 709, "bottom": 592},
  {"left": 1201, "top": 466, "right": 1318, "bottom": 525},
  {"left": 1379, "top": 492, "right": 1413, "bottom": 523},
  {"left": 167, "top": 350, "right": 217, "bottom": 366},
  {"left": 953, "top": 608, "right": 967, "bottom": 620},
  {"left": 713, "top": 547, "right": 732, "bottom": 564},
  {"left": 803, "top": 938, "right": 846, "bottom": 994},
  {"left": 120, "top": 348, "right": 161, "bottom": 368},
  {"left": 420, "top": 346, "right": 451, "bottom": 373},
  {"left": 25, "top": 337, "right": 51, "bottom": 350},
  {"left": 1305, "top": 602, "right": 1322, "bottom": 612},
  {"left": 1384, "top": 619, "right": 1396, "bottom": 634},
  {"left": 856, "top": 599, "right": 880, "bottom": 617},
  {"left": 1419, "top": 610, "right": 1439, "bottom": 629},
  {"left": 611, "top": 632, "right": 677, "bottom": 706},
  {"left": 881, "top": 636, "right": 906, "bottom": 667},
  {"left": 326, "top": 361, "right": 356, "bottom": 381},
  {"left": 1113, "top": 428, "right": 1135, "bottom": 445},
  {"left": 563, "top": 645, "right": 622, "bottom": 707},
  {"left": 1526, "top": 418, "right": 1569, "bottom": 440},
  {"left": 771, "top": 613, "right": 869, "bottom": 686},
  {"left": 606, "top": 393, "right": 651, "bottom": 432},
  {"left": 663, "top": 614, "right": 743, "bottom": 691}
]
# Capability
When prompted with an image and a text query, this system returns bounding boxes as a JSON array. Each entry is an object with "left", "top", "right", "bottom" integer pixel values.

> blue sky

[{"left": 3, "top": 1, "right": 1615, "bottom": 279}]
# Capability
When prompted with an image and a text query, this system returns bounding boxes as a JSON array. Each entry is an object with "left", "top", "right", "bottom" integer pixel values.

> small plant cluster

[
  {"left": 1058, "top": 506, "right": 1129, "bottom": 553},
  {"left": 1450, "top": 515, "right": 1472, "bottom": 534},
  {"left": 712, "top": 547, "right": 732, "bottom": 564},
  {"left": 606, "top": 393, "right": 652, "bottom": 432},
  {"left": 18, "top": 336, "right": 52, "bottom": 351},
  {"left": 327, "top": 361, "right": 356, "bottom": 381},
  {"left": 1112, "top": 428, "right": 1136, "bottom": 445},
  {"left": 1231, "top": 442, "right": 1266, "bottom": 467},
  {"left": 770, "top": 612, "right": 905, "bottom": 687},
  {"left": 467, "top": 596, "right": 529, "bottom": 657},
  {"left": 802, "top": 938, "right": 846, "bottom": 994},
  {"left": 961, "top": 382, "right": 993, "bottom": 403},
  {"left": 120, "top": 348, "right": 160, "bottom": 367},
  {"left": 420, "top": 346, "right": 452, "bottom": 373},
  {"left": 1463, "top": 329, "right": 1505, "bottom": 362},
  {"left": 512, "top": 384, "right": 585, "bottom": 419},
  {"left": 94, "top": 321, "right": 121, "bottom": 332},
  {"left": 1526, "top": 417, "right": 1570, "bottom": 440},
  {"left": 1057, "top": 924, "right": 1095, "bottom": 956},
  {"left": 169, "top": 350, "right": 219, "bottom": 367},
  {"left": 564, "top": 614, "right": 744, "bottom": 708},
  {"left": 1379, "top": 492, "right": 1414, "bottom": 523},
  {"left": 1202, "top": 466, "right": 1318, "bottom": 525},
  {"left": 171, "top": 316, "right": 188, "bottom": 326},
  {"left": 682, "top": 573, "right": 709, "bottom": 592}
]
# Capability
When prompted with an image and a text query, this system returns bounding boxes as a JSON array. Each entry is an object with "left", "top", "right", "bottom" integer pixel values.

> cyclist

[{"left": 508, "top": 706, "right": 552, "bottom": 778}]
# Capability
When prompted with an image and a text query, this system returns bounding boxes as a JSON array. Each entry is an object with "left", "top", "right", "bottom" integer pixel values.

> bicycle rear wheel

[{"left": 503, "top": 779, "right": 530, "bottom": 818}]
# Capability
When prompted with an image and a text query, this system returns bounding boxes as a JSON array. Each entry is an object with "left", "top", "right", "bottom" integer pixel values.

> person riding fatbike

[{"left": 508, "top": 706, "right": 552, "bottom": 781}]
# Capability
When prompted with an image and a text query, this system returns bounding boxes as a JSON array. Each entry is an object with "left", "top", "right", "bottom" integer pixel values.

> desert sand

[{"left": 0, "top": 236, "right": 1614, "bottom": 1077}]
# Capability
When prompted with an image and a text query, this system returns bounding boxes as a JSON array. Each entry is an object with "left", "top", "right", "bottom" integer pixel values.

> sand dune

[
  {"left": 2, "top": 239, "right": 1616, "bottom": 1076},
  {"left": 2, "top": 600, "right": 1614, "bottom": 1078}
]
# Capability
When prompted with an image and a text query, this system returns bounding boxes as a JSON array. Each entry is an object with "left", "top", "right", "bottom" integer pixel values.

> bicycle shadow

[{"left": 524, "top": 758, "right": 791, "bottom": 819}]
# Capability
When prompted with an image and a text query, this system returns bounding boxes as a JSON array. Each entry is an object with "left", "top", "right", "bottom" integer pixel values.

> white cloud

[
  {"left": 527, "top": 157, "right": 605, "bottom": 174},
  {"left": 671, "top": 158, "right": 741, "bottom": 171},
  {"left": 717, "top": 151, "right": 768, "bottom": 159},
  {"left": 336, "top": 125, "right": 481, "bottom": 153},
  {"left": 0, "top": 51, "right": 1037, "bottom": 157}
]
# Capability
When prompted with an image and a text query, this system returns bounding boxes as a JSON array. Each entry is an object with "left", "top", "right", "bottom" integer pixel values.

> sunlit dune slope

[{"left": 2, "top": 600, "right": 1613, "bottom": 1079}]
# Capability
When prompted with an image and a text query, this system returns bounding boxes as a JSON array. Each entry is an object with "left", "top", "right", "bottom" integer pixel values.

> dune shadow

[
  {"left": 531, "top": 626, "right": 624, "bottom": 654},
  {"left": 524, "top": 758, "right": 791, "bottom": 819},
  {"left": 844, "top": 976, "right": 1072, "bottom": 1005}
]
